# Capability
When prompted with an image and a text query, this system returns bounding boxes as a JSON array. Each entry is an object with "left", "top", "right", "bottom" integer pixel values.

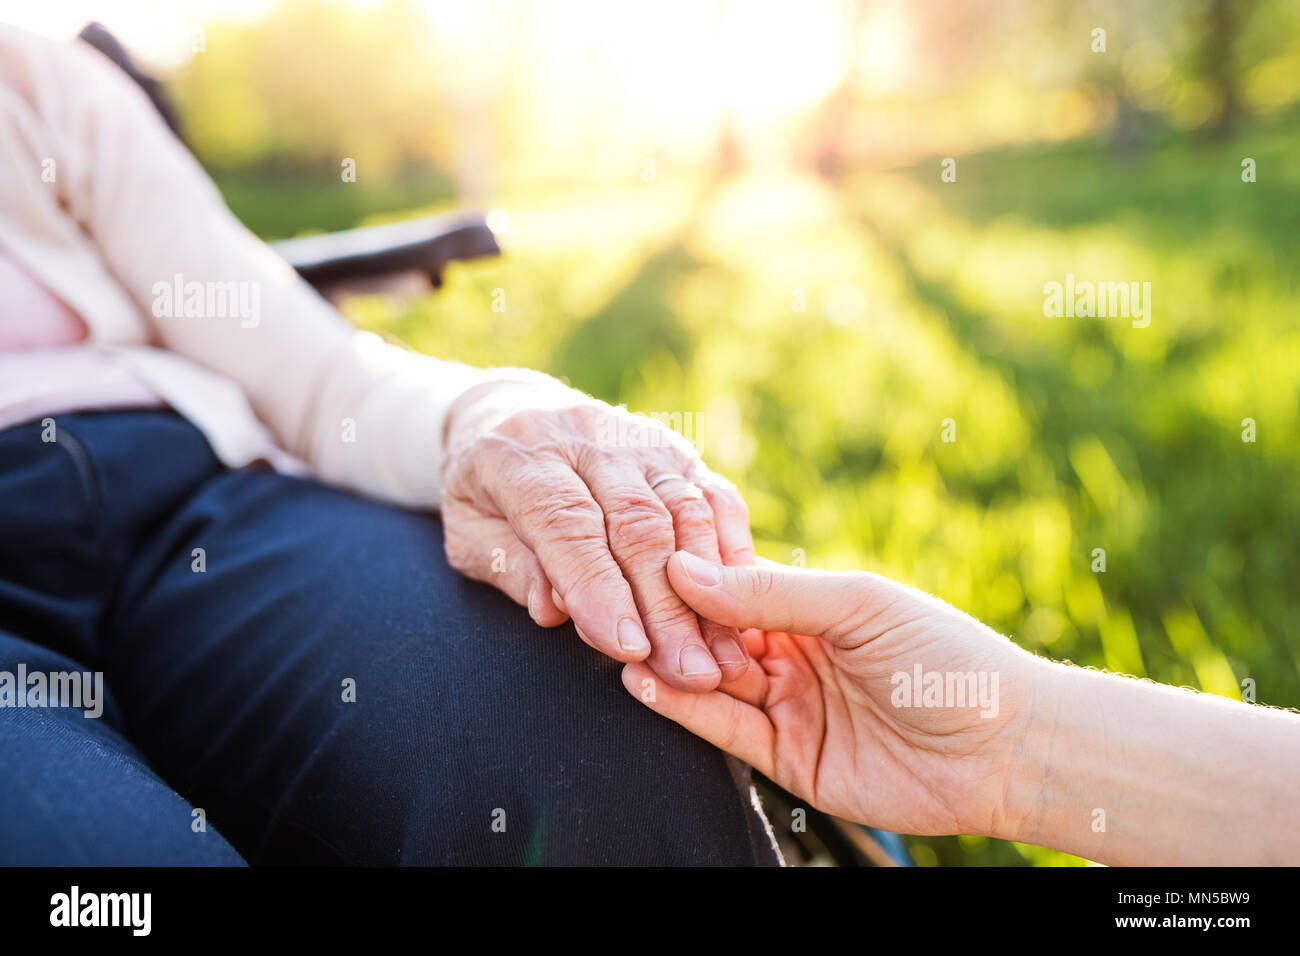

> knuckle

[
  {"left": 494, "top": 407, "right": 551, "bottom": 440},
  {"left": 572, "top": 439, "right": 615, "bottom": 474},
  {"left": 701, "top": 617, "right": 737, "bottom": 641},
  {"left": 668, "top": 497, "right": 715, "bottom": 536},
  {"left": 830, "top": 573, "right": 884, "bottom": 631},
  {"left": 717, "top": 489, "right": 750, "bottom": 521},
  {"left": 561, "top": 543, "right": 628, "bottom": 595},
  {"left": 746, "top": 566, "right": 776, "bottom": 599},
  {"left": 639, "top": 592, "right": 699, "bottom": 631},
  {"left": 606, "top": 501, "right": 675, "bottom": 557},
  {"left": 533, "top": 491, "right": 603, "bottom": 535},
  {"left": 462, "top": 435, "right": 530, "bottom": 492},
  {"left": 571, "top": 401, "right": 610, "bottom": 432}
]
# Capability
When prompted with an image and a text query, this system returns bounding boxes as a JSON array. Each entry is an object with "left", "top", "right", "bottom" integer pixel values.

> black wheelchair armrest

[{"left": 270, "top": 211, "right": 501, "bottom": 291}]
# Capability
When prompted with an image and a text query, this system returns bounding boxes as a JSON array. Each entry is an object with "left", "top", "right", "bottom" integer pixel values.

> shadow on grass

[
  {"left": 892, "top": 117, "right": 1300, "bottom": 260},
  {"left": 550, "top": 239, "right": 699, "bottom": 402}
]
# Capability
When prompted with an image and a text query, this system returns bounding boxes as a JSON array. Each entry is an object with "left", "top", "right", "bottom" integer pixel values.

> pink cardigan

[{"left": 0, "top": 25, "right": 547, "bottom": 509}]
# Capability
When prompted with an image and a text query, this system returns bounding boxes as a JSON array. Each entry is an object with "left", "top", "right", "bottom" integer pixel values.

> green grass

[
  {"left": 227, "top": 118, "right": 1300, "bottom": 865},
  {"left": 215, "top": 167, "right": 457, "bottom": 239}
]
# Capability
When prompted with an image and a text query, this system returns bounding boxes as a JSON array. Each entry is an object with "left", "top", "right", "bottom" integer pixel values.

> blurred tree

[
  {"left": 1194, "top": 0, "right": 1243, "bottom": 140},
  {"left": 173, "top": 0, "right": 452, "bottom": 179}
]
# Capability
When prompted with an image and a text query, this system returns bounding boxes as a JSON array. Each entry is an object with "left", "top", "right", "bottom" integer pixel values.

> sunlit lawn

[{"left": 229, "top": 115, "right": 1300, "bottom": 865}]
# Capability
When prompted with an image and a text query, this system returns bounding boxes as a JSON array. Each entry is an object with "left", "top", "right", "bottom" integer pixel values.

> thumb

[{"left": 666, "top": 550, "right": 887, "bottom": 645}]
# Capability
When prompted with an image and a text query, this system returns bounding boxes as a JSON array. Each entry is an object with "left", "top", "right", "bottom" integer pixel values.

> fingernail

[
  {"left": 711, "top": 634, "right": 746, "bottom": 667},
  {"left": 617, "top": 618, "right": 651, "bottom": 654},
  {"left": 680, "top": 645, "right": 720, "bottom": 678},
  {"left": 677, "top": 550, "right": 721, "bottom": 587}
]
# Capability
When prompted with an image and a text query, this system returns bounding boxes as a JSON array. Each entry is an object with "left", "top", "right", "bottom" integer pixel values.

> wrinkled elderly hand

[{"left": 441, "top": 379, "right": 754, "bottom": 690}]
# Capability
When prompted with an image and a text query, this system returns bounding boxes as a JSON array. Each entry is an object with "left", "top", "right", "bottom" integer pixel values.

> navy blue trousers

[{"left": 0, "top": 411, "right": 778, "bottom": 865}]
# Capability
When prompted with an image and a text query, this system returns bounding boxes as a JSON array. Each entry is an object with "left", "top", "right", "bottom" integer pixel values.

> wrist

[
  {"left": 994, "top": 660, "right": 1143, "bottom": 862},
  {"left": 442, "top": 373, "right": 575, "bottom": 460},
  {"left": 987, "top": 651, "right": 1068, "bottom": 846}
]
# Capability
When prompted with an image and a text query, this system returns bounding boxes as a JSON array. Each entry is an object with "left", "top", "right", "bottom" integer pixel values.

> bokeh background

[{"left": 17, "top": 0, "right": 1299, "bottom": 865}]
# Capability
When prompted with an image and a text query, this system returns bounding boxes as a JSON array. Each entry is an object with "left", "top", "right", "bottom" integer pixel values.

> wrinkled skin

[{"left": 441, "top": 381, "right": 754, "bottom": 690}]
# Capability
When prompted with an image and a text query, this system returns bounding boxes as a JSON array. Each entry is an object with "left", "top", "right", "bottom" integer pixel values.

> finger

[
  {"left": 690, "top": 465, "right": 755, "bottom": 566},
  {"left": 441, "top": 499, "right": 567, "bottom": 627},
  {"left": 718, "top": 653, "right": 767, "bottom": 708},
  {"left": 649, "top": 471, "right": 750, "bottom": 682},
  {"left": 578, "top": 456, "right": 722, "bottom": 691},
  {"left": 491, "top": 460, "right": 653, "bottom": 663},
  {"left": 621, "top": 663, "right": 774, "bottom": 779},
  {"left": 666, "top": 551, "right": 889, "bottom": 646}
]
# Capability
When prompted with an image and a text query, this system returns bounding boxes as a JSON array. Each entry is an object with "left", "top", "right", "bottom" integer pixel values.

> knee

[{"left": 0, "top": 633, "right": 245, "bottom": 866}]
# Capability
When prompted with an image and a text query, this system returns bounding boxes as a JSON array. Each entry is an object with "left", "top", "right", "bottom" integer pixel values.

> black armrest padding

[{"left": 270, "top": 212, "right": 500, "bottom": 288}]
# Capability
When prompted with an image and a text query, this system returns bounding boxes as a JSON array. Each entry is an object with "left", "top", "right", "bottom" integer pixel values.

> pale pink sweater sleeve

[{"left": 20, "top": 32, "right": 553, "bottom": 509}]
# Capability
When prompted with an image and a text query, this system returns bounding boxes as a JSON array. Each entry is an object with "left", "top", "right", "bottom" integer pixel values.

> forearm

[{"left": 1002, "top": 659, "right": 1300, "bottom": 865}]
